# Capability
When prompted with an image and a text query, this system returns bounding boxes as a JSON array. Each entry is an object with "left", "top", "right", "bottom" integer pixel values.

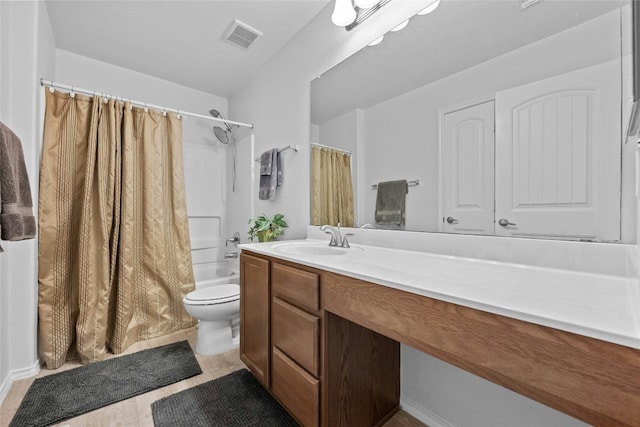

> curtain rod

[
  {"left": 39, "top": 78, "right": 254, "bottom": 129},
  {"left": 311, "top": 142, "right": 352, "bottom": 155}
]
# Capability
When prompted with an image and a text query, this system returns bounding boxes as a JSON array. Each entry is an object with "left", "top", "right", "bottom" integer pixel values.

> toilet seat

[{"left": 184, "top": 284, "right": 240, "bottom": 306}]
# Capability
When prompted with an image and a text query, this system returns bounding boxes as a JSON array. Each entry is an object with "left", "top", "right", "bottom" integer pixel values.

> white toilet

[{"left": 183, "top": 283, "right": 240, "bottom": 356}]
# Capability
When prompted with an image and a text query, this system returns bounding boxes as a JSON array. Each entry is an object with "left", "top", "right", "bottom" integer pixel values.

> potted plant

[{"left": 248, "top": 213, "right": 288, "bottom": 242}]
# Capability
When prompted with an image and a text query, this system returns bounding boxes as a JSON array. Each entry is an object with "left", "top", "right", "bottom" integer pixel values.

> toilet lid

[{"left": 185, "top": 284, "right": 240, "bottom": 304}]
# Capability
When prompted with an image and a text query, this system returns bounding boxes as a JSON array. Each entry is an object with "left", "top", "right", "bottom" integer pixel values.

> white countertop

[{"left": 240, "top": 238, "right": 640, "bottom": 349}]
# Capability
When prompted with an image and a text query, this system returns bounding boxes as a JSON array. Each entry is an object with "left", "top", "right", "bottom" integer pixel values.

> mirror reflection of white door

[
  {"left": 495, "top": 60, "right": 621, "bottom": 240},
  {"left": 442, "top": 100, "right": 495, "bottom": 234}
]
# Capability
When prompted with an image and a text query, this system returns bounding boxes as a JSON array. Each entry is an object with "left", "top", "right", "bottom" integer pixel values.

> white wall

[
  {"left": 0, "top": 0, "right": 55, "bottom": 403},
  {"left": 401, "top": 347, "right": 588, "bottom": 427},
  {"left": 55, "top": 49, "right": 233, "bottom": 272},
  {"left": 230, "top": 1, "right": 591, "bottom": 425}
]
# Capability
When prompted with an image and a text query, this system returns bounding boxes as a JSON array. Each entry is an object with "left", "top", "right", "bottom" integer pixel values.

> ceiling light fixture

[
  {"left": 520, "top": 0, "right": 542, "bottom": 10},
  {"left": 354, "top": 0, "right": 380, "bottom": 9},
  {"left": 332, "top": 0, "right": 393, "bottom": 30},
  {"left": 417, "top": 0, "right": 440, "bottom": 16},
  {"left": 368, "top": 35, "right": 384, "bottom": 46},
  {"left": 390, "top": 19, "right": 409, "bottom": 32},
  {"left": 331, "top": 0, "right": 357, "bottom": 26}
]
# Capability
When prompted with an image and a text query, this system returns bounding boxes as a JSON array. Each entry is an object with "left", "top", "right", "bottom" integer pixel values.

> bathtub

[{"left": 193, "top": 262, "right": 239, "bottom": 290}]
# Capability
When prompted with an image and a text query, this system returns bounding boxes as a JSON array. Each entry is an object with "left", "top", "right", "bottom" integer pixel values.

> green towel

[{"left": 375, "top": 180, "right": 407, "bottom": 227}]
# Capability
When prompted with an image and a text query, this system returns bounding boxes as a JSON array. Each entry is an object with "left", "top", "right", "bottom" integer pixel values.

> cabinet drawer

[
  {"left": 272, "top": 297, "right": 320, "bottom": 377},
  {"left": 272, "top": 347, "right": 319, "bottom": 427},
  {"left": 272, "top": 263, "right": 319, "bottom": 312}
]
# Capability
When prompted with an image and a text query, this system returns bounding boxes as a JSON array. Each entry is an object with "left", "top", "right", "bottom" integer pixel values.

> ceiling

[
  {"left": 45, "top": 0, "right": 330, "bottom": 98},
  {"left": 311, "top": 0, "right": 627, "bottom": 124}
]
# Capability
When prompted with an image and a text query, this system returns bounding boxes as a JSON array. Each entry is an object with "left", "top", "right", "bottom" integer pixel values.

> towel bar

[
  {"left": 254, "top": 145, "right": 298, "bottom": 162},
  {"left": 371, "top": 179, "right": 420, "bottom": 190}
]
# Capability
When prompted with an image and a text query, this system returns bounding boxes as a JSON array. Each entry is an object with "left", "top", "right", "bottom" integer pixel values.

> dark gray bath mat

[
  {"left": 151, "top": 369, "right": 299, "bottom": 426},
  {"left": 10, "top": 340, "right": 201, "bottom": 427}
]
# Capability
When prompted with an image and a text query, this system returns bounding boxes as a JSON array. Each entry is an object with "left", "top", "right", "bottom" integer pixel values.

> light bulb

[
  {"left": 332, "top": 0, "right": 357, "bottom": 26},
  {"left": 417, "top": 0, "right": 440, "bottom": 15},
  {"left": 368, "top": 35, "right": 384, "bottom": 47},
  {"left": 391, "top": 19, "right": 409, "bottom": 32},
  {"left": 354, "top": 0, "right": 379, "bottom": 9}
]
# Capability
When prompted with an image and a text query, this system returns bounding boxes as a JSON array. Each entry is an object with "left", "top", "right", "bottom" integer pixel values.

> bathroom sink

[{"left": 272, "top": 242, "right": 350, "bottom": 256}]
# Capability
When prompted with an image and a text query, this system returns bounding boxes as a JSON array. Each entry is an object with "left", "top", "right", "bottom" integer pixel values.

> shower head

[
  {"left": 209, "top": 109, "right": 233, "bottom": 132},
  {"left": 209, "top": 109, "right": 223, "bottom": 119},
  {"left": 213, "top": 126, "right": 229, "bottom": 144}
]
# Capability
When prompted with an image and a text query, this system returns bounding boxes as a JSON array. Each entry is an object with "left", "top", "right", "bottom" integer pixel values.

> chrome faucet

[
  {"left": 320, "top": 224, "right": 342, "bottom": 247},
  {"left": 341, "top": 232, "right": 355, "bottom": 248},
  {"left": 226, "top": 232, "right": 240, "bottom": 247},
  {"left": 225, "top": 232, "right": 240, "bottom": 259},
  {"left": 320, "top": 224, "right": 355, "bottom": 248}
]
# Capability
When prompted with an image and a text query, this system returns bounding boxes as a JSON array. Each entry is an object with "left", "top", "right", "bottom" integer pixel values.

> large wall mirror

[{"left": 311, "top": 0, "right": 634, "bottom": 242}]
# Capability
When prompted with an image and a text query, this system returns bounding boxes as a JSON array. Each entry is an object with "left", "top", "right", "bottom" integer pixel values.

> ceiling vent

[{"left": 223, "top": 19, "right": 262, "bottom": 49}]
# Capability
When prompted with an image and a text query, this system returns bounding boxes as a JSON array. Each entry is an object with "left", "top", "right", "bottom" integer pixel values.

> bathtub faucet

[{"left": 226, "top": 232, "right": 240, "bottom": 247}]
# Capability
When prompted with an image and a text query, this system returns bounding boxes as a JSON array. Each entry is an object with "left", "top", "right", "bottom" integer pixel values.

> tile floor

[{"left": 0, "top": 327, "right": 426, "bottom": 427}]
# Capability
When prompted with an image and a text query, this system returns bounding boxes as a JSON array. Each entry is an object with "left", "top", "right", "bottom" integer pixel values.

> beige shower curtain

[
  {"left": 38, "top": 90, "right": 196, "bottom": 369},
  {"left": 310, "top": 145, "right": 354, "bottom": 227}
]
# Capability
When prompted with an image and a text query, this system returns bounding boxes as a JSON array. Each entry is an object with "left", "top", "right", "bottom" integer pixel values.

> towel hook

[{"left": 70, "top": 86, "right": 75, "bottom": 98}]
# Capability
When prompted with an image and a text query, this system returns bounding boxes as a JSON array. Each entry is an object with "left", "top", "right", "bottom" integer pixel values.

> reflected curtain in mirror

[
  {"left": 38, "top": 90, "right": 196, "bottom": 369},
  {"left": 311, "top": 145, "right": 354, "bottom": 227}
]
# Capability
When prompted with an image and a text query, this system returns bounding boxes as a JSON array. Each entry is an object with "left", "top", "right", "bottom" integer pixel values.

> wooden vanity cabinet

[
  {"left": 240, "top": 251, "right": 400, "bottom": 427},
  {"left": 243, "top": 249, "right": 640, "bottom": 427}
]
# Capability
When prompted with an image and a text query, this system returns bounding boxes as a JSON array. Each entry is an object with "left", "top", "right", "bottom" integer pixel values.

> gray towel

[
  {"left": 375, "top": 180, "right": 408, "bottom": 227},
  {"left": 276, "top": 151, "right": 283, "bottom": 187},
  {"left": 0, "top": 122, "right": 35, "bottom": 252},
  {"left": 260, "top": 150, "right": 273, "bottom": 176},
  {"left": 259, "top": 149, "right": 279, "bottom": 200}
]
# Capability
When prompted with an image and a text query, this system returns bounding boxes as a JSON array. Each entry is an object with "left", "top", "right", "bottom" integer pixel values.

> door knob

[
  {"left": 446, "top": 216, "right": 459, "bottom": 224},
  {"left": 498, "top": 218, "right": 516, "bottom": 227}
]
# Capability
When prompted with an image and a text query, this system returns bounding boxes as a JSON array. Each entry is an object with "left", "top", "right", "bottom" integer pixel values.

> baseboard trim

[
  {"left": 400, "top": 396, "right": 456, "bottom": 427},
  {"left": 0, "top": 359, "right": 40, "bottom": 405}
]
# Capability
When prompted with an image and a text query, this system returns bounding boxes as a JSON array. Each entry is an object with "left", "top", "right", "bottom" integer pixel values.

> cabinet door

[{"left": 240, "top": 253, "right": 270, "bottom": 387}]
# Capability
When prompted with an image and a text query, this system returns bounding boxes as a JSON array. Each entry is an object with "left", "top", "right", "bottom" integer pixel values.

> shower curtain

[
  {"left": 38, "top": 90, "right": 196, "bottom": 369},
  {"left": 310, "top": 145, "right": 354, "bottom": 227}
]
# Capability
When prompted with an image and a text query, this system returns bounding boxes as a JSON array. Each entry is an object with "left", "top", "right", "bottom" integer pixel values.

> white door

[
  {"left": 495, "top": 60, "right": 621, "bottom": 240},
  {"left": 442, "top": 100, "right": 495, "bottom": 234}
]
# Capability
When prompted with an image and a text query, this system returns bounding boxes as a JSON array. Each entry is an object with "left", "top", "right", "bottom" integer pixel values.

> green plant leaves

[{"left": 248, "top": 213, "right": 288, "bottom": 242}]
